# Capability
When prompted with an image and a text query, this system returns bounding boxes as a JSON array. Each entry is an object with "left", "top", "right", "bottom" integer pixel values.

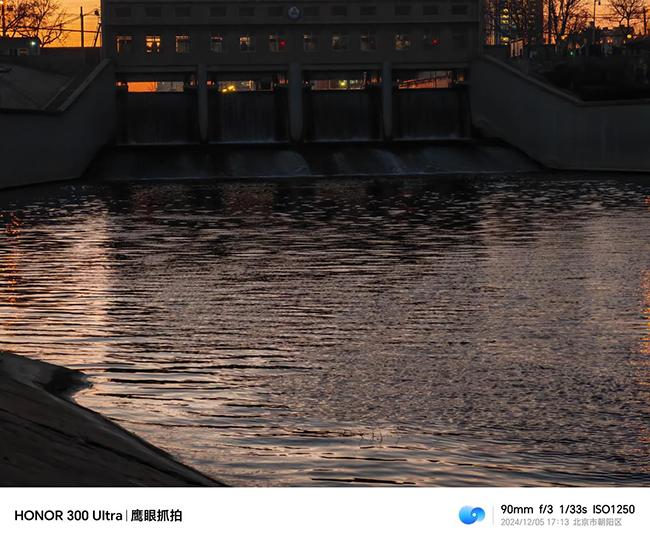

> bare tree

[
  {"left": 483, "top": 0, "right": 544, "bottom": 45},
  {"left": 607, "top": 0, "right": 647, "bottom": 30},
  {"left": 3, "top": 1, "right": 33, "bottom": 38},
  {"left": 548, "top": 0, "right": 591, "bottom": 42},
  {"left": 5, "top": 0, "right": 67, "bottom": 47},
  {"left": 509, "top": 0, "right": 542, "bottom": 44}
]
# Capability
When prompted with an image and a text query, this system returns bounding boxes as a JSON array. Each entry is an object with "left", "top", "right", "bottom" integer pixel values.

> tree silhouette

[
  {"left": 5, "top": 0, "right": 67, "bottom": 47},
  {"left": 607, "top": 0, "right": 647, "bottom": 31}
]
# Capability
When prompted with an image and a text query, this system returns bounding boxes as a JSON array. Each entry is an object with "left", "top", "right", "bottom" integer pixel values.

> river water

[{"left": 1, "top": 175, "right": 649, "bottom": 486}]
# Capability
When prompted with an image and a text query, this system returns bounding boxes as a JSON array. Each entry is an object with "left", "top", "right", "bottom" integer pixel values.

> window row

[
  {"left": 113, "top": 4, "right": 469, "bottom": 19},
  {"left": 115, "top": 30, "right": 470, "bottom": 54}
]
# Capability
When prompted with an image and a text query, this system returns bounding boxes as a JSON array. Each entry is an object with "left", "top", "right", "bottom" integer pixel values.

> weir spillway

[{"left": 117, "top": 81, "right": 470, "bottom": 145}]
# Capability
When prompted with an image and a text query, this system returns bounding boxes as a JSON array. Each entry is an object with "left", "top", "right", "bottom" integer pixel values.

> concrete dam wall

[
  {"left": 90, "top": 141, "right": 539, "bottom": 181},
  {"left": 470, "top": 55, "right": 650, "bottom": 171},
  {"left": 0, "top": 60, "right": 116, "bottom": 191},
  {"left": 117, "top": 87, "right": 469, "bottom": 145}
]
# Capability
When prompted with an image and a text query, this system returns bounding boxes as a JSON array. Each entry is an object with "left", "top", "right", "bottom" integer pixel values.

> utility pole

[
  {"left": 80, "top": 6, "right": 84, "bottom": 49},
  {"left": 1, "top": 1, "right": 6, "bottom": 39},
  {"left": 535, "top": 0, "right": 544, "bottom": 48},
  {"left": 592, "top": 0, "right": 598, "bottom": 46},
  {"left": 548, "top": 0, "right": 553, "bottom": 45}
]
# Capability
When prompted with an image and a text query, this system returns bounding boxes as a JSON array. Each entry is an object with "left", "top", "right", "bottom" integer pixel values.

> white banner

[{"left": 1, "top": 487, "right": 647, "bottom": 542}]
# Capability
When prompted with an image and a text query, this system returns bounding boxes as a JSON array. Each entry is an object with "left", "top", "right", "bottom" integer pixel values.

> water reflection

[{"left": 0, "top": 175, "right": 649, "bottom": 486}]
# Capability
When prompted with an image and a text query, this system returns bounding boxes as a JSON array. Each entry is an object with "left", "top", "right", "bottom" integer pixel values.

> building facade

[
  {"left": 0, "top": 37, "right": 40, "bottom": 56},
  {"left": 101, "top": 1, "right": 482, "bottom": 143},
  {"left": 102, "top": 0, "right": 482, "bottom": 75}
]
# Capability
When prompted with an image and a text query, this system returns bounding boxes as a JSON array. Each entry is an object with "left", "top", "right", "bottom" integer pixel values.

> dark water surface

[{"left": 1, "top": 175, "right": 649, "bottom": 486}]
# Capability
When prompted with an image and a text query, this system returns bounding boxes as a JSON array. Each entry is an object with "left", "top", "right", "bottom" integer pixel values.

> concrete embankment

[
  {"left": 0, "top": 59, "right": 116, "bottom": 191},
  {"left": 0, "top": 352, "right": 223, "bottom": 486},
  {"left": 470, "top": 55, "right": 650, "bottom": 171}
]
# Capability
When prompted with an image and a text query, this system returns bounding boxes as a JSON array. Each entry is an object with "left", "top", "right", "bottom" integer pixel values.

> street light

[
  {"left": 592, "top": 0, "right": 601, "bottom": 46},
  {"left": 79, "top": 6, "right": 100, "bottom": 49}
]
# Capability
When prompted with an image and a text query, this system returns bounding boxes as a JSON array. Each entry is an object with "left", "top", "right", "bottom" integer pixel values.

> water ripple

[{"left": 1, "top": 175, "right": 650, "bottom": 486}]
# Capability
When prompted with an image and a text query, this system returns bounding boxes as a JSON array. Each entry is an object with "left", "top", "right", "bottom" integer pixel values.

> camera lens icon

[{"left": 459, "top": 506, "right": 486, "bottom": 525}]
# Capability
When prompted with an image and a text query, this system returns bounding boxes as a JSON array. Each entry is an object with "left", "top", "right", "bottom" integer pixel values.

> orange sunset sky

[
  {"left": 59, "top": 0, "right": 102, "bottom": 47},
  {"left": 52, "top": 1, "right": 622, "bottom": 48}
]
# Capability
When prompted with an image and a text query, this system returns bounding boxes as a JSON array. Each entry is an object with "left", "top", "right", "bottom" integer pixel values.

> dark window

[
  {"left": 394, "top": 32, "right": 411, "bottom": 50},
  {"left": 175, "top": 35, "right": 190, "bottom": 53},
  {"left": 239, "top": 6, "right": 255, "bottom": 16},
  {"left": 210, "top": 6, "right": 226, "bottom": 16},
  {"left": 304, "top": 6, "right": 320, "bottom": 16},
  {"left": 452, "top": 29, "right": 468, "bottom": 49},
  {"left": 360, "top": 31, "right": 376, "bottom": 51},
  {"left": 360, "top": 5, "right": 376, "bottom": 16},
  {"left": 210, "top": 35, "right": 224, "bottom": 52},
  {"left": 114, "top": 7, "right": 131, "bottom": 17},
  {"left": 395, "top": 5, "right": 411, "bottom": 16},
  {"left": 175, "top": 6, "right": 191, "bottom": 17},
  {"left": 423, "top": 29, "right": 440, "bottom": 48},
  {"left": 268, "top": 6, "right": 283, "bottom": 16},
  {"left": 331, "top": 32, "right": 349, "bottom": 51},
  {"left": 269, "top": 33, "right": 288, "bottom": 52},
  {"left": 144, "top": 6, "right": 162, "bottom": 17},
  {"left": 451, "top": 5, "right": 469, "bottom": 15},
  {"left": 115, "top": 35, "right": 132, "bottom": 53},
  {"left": 423, "top": 5, "right": 439, "bottom": 15},
  {"left": 240, "top": 34, "right": 256, "bottom": 51},
  {"left": 303, "top": 31, "right": 319, "bottom": 51},
  {"left": 331, "top": 5, "right": 347, "bottom": 16}
]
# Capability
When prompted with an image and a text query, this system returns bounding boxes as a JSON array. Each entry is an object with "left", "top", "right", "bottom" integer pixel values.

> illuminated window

[
  {"left": 360, "top": 6, "right": 376, "bottom": 16},
  {"left": 175, "top": 35, "right": 190, "bottom": 54},
  {"left": 145, "top": 6, "right": 161, "bottom": 17},
  {"left": 452, "top": 29, "right": 468, "bottom": 49},
  {"left": 240, "top": 34, "right": 256, "bottom": 51},
  {"left": 145, "top": 35, "right": 161, "bottom": 53},
  {"left": 451, "top": 5, "right": 469, "bottom": 15},
  {"left": 210, "top": 6, "right": 226, "bottom": 16},
  {"left": 395, "top": 5, "right": 411, "bottom": 16},
  {"left": 115, "top": 35, "right": 132, "bottom": 53},
  {"left": 239, "top": 6, "right": 255, "bottom": 16},
  {"left": 210, "top": 35, "right": 224, "bottom": 53},
  {"left": 360, "top": 31, "right": 376, "bottom": 51},
  {"left": 303, "top": 32, "right": 319, "bottom": 52},
  {"left": 304, "top": 6, "right": 319, "bottom": 16},
  {"left": 423, "top": 29, "right": 440, "bottom": 48},
  {"left": 269, "top": 32, "right": 288, "bottom": 52},
  {"left": 175, "top": 6, "right": 191, "bottom": 17},
  {"left": 423, "top": 4, "right": 439, "bottom": 15},
  {"left": 331, "top": 32, "right": 349, "bottom": 51},
  {"left": 114, "top": 7, "right": 131, "bottom": 17},
  {"left": 394, "top": 32, "right": 411, "bottom": 50},
  {"left": 331, "top": 5, "right": 347, "bottom": 16}
]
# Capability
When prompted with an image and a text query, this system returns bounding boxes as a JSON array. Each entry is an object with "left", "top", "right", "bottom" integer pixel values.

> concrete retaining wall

[
  {"left": 469, "top": 55, "right": 650, "bottom": 171},
  {"left": 0, "top": 60, "right": 116, "bottom": 190}
]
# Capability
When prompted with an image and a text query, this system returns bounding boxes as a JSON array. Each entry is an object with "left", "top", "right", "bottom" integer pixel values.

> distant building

[
  {"left": 599, "top": 26, "right": 634, "bottom": 48},
  {"left": 0, "top": 37, "right": 40, "bottom": 56}
]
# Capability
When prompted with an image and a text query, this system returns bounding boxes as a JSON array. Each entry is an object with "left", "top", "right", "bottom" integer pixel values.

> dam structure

[{"left": 102, "top": 0, "right": 481, "bottom": 144}]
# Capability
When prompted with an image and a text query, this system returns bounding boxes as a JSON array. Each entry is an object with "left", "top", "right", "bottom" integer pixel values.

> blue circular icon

[{"left": 459, "top": 506, "right": 485, "bottom": 525}]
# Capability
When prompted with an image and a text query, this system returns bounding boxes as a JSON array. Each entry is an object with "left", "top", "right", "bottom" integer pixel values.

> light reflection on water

[{"left": 1, "top": 175, "right": 650, "bottom": 486}]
